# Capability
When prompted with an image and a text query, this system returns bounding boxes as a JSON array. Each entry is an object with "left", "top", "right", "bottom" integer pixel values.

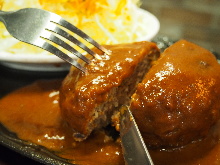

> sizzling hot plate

[{"left": 0, "top": 37, "right": 219, "bottom": 165}]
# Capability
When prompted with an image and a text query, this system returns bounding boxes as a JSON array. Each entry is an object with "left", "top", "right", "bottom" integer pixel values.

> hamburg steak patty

[
  {"left": 131, "top": 40, "right": 220, "bottom": 148},
  {"left": 59, "top": 41, "right": 160, "bottom": 141}
]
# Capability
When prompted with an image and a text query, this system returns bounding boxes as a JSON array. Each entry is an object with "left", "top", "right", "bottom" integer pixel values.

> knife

[{"left": 120, "top": 106, "right": 154, "bottom": 165}]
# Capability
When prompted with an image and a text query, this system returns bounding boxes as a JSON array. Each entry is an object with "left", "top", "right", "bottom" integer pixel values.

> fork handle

[
  {"left": 0, "top": 10, "right": 7, "bottom": 23},
  {"left": 0, "top": 10, "right": 7, "bottom": 16},
  {"left": 0, "top": 10, "right": 13, "bottom": 24}
]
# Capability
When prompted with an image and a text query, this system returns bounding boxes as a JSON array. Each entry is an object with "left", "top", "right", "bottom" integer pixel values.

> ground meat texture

[
  {"left": 131, "top": 40, "right": 220, "bottom": 149},
  {"left": 59, "top": 41, "right": 160, "bottom": 141}
]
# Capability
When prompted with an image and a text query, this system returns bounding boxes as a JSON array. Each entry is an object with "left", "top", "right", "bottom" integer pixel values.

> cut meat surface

[{"left": 59, "top": 41, "right": 160, "bottom": 141}]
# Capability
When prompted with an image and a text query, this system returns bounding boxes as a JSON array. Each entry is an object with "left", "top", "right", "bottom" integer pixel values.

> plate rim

[{"left": 0, "top": 123, "right": 73, "bottom": 165}]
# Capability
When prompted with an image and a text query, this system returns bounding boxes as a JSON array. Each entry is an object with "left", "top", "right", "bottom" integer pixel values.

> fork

[{"left": 0, "top": 8, "right": 109, "bottom": 72}]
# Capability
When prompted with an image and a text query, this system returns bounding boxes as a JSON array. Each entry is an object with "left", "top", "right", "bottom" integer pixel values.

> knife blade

[{"left": 120, "top": 105, "right": 154, "bottom": 165}]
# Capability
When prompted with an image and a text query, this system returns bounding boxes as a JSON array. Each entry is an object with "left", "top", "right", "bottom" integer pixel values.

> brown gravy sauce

[{"left": 0, "top": 79, "right": 220, "bottom": 165}]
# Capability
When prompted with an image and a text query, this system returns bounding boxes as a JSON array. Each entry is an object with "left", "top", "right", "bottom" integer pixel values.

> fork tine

[
  {"left": 33, "top": 38, "right": 86, "bottom": 72},
  {"left": 51, "top": 18, "right": 110, "bottom": 54},
  {"left": 46, "top": 22, "right": 99, "bottom": 59},
  {"left": 42, "top": 29, "right": 91, "bottom": 64}
]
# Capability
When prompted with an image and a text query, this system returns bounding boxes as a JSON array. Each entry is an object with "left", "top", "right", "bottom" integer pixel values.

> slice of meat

[
  {"left": 59, "top": 41, "right": 160, "bottom": 141},
  {"left": 131, "top": 40, "right": 220, "bottom": 149}
]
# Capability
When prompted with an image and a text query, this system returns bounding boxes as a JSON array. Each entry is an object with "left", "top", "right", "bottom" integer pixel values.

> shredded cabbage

[{"left": 0, "top": 0, "right": 152, "bottom": 56}]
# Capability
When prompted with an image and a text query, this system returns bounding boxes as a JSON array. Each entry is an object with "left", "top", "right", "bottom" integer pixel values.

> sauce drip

[{"left": 0, "top": 80, "right": 220, "bottom": 165}]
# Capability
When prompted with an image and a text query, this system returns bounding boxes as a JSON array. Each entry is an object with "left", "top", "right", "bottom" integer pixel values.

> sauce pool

[{"left": 0, "top": 79, "right": 220, "bottom": 165}]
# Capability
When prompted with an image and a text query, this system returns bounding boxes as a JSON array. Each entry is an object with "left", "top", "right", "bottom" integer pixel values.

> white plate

[{"left": 0, "top": 9, "right": 160, "bottom": 72}]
